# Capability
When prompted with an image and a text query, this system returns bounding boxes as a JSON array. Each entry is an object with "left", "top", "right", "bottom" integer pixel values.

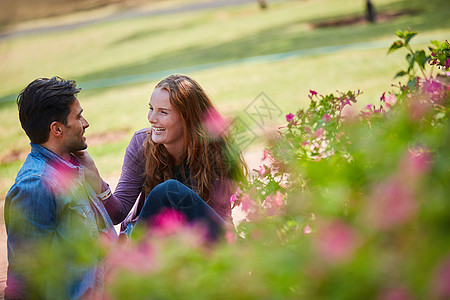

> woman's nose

[{"left": 148, "top": 110, "right": 156, "bottom": 124}]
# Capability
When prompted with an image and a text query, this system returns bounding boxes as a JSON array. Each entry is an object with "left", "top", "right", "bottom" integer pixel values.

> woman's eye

[{"left": 161, "top": 111, "right": 168, "bottom": 115}]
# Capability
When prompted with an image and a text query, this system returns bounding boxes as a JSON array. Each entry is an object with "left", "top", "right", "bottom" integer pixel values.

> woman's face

[{"left": 148, "top": 88, "right": 185, "bottom": 161}]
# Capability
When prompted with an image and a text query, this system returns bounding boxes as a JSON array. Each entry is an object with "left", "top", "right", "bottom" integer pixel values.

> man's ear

[{"left": 49, "top": 121, "right": 64, "bottom": 138}]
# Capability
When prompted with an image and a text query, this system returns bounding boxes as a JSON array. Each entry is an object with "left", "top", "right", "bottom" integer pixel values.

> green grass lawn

[{"left": 1, "top": 0, "right": 449, "bottom": 196}]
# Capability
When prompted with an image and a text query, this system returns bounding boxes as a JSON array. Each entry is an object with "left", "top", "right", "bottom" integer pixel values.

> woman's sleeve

[{"left": 101, "top": 130, "right": 147, "bottom": 224}]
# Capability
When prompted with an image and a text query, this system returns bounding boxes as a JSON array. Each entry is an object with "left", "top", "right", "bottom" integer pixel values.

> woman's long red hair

[{"left": 142, "top": 74, "right": 247, "bottom": 205}]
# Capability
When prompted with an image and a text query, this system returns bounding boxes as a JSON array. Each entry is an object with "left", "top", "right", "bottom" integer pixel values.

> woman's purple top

[{"left": 101, "top": 128, "right": 232, "bottom": 228}]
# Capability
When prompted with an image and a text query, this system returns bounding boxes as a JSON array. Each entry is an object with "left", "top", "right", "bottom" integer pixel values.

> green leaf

[
  {"left": 407, "top": 77, "right": 418, "bottom": 89},
  {"left": 437, "top": 53, "right": 448, "bottom": 65},
  {"left": 431, "top": 40, "right": 441, "bottom": 47},
  {"left": 388, "top": 41, "right": 404, "bottom": 54},
  {"left": 394, "top": 71, "right": 407, "bottom": 78},
  {"left": 406, "top": 53, "right": 415, "bottom": 72},
  {"left": 405, "top": 32, "right": 418, "bottom": 45},
  {"left": 414, "top": 50, "right": 428, "bottom": 69},
  {"left": 396, "top": 30, "right": 405, "bottom": 38}
]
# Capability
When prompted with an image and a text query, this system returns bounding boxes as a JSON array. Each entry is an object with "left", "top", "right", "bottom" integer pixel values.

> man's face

[{"left": 61, "top": 97, "right": 89, "bottom": 153}]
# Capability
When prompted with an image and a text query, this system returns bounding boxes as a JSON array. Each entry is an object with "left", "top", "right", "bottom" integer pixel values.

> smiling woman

[{"left": 78, "top": 74, "right": 248, "bottom": 240}]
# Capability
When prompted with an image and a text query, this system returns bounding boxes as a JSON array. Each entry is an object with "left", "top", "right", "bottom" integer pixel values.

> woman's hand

[{"left": 73, "top": 150, "right": 103, "bottom": 194}]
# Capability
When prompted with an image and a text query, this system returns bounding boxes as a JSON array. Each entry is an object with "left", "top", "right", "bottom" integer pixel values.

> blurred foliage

[{"left": 99, "top": 31, "right": 450, "bottom": 299}]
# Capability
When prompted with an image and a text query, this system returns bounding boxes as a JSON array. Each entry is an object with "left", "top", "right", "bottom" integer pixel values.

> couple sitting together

[{"left": 4, "top": 74, "right": 247, "bottom": 299}]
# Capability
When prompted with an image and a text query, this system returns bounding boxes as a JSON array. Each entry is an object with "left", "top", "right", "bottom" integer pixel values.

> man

[{"left": 4, "top": 77, "right": 117, "bottom": 299}]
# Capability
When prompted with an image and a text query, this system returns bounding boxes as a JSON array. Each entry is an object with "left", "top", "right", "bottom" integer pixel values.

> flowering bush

[{"left": 104, "top": 31, "right": 450, "bottom": 299}]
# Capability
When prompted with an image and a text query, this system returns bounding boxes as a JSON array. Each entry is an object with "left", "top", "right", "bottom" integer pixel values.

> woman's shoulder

[
  {"left": 130, "top": 128, "right": 150, "bottom": 146},
  {"left": 133, "top": 128, "right": 151, "bottom": 139},
  {"left": 125, "top": 128, "right": 150, "bottom": 160}
]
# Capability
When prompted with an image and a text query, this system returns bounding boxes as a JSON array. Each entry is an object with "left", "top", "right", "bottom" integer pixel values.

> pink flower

[
  {"left": 259, "top": 164, "right": 268, "bottom": 177},
  {"left": 314, "top": 220, "right": 360, "bottom": 263},
  {"left": 322, "top": 114, "right": 331, "bottom": 122},
  {"left": 385, "top": 94, "right": 397, "bottom": 108},
  {"left": 230, "top": 194, "right": 238, "bottom": 204},
  {"left": 203, "top": 108, "right": 228, "bottom": 139},
  {"left": 286, "top": 113, "right": 295, "bottom": 122},
  {"left": 310, "top": 90, "right": 318, "bottom": 96},
  {"left": 230, "top": 186, "right": 242, "bottom": 204},
  {"left": 380, "top": 92, "right": 386, "bottom": 102}
]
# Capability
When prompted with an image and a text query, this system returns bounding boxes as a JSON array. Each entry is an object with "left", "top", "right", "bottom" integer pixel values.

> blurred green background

[{"left": 0, "top": 0, "right": 449, "bottom": 197}]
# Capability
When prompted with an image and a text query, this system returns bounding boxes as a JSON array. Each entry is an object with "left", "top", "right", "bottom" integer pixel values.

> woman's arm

[
  {"left": 101, "top": 129, "right": 148, "bottom": 224},
  {"left": 76, "top": 129, "right": 149, "bottom": 225}
]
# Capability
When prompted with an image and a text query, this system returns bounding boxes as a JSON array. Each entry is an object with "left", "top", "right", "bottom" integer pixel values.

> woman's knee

[{"left": 151, "top": 179, "right": 181, "bottom": 194}]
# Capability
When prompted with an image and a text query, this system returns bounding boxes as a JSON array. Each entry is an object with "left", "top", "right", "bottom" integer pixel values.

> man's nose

[{"left": 82, "top": 117, "right": 89, "bottom": 128}]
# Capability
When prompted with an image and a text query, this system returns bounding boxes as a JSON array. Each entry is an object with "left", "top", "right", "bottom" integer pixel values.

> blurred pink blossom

[
  {"left": 262, "top": 149, "right": 272, "bottom": 161},
  {"left": 262, "top": 191, "right": 284, "bottom": 216},
  {"left": 380, "top": 92, "right": 397, "bottom": 109},
  {"left": 203, "top": 108, "right": 228, "bottom": 139},
  {"left": 322, "top": 114, "right": 331, "bottom": 122},
  {"left": 365, "top": 177, "right": 418, "bottom": 230},
  {"left": 240, "top": 193, "right": 257, "bottom": 215},
  {"left": 430, "top": 256, "right": 450, "bottom": 299},
  {"left": 402, "top": 148, "right": 432, "bottom": 182},
  {"left": 225, "top": 230, "right": 237, "bottom": 244},
  {"left": 409, "top": 98, "right": 432, "bottom": 120},
  {"left": 313, "top": 127, "right": 325, "bottom": 138},
  {"left": 341, "top": 104, "right": 358, "bottom": 122},
  {"left": 150, "top": 208, "right": 188, "bottom": 237},
  {"left": 48, "top": 162, "right": 77, "bottom": 193},
  {"left": 303, "top": 225, "right": 312, "bottom": 234},
  {"left": 314, "top": 220, "right": 360, "bottom": 263},
  {"left": 376, "top": 286, "right": 414, "bottom": 300},
  {"left": 106, "top": 241, "right": 157, "bottom": 277}
]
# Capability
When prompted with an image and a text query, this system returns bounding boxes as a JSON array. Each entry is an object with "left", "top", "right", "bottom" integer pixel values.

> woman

[{"left": 83, "top": 74, "right": 247, "bottom": 239}]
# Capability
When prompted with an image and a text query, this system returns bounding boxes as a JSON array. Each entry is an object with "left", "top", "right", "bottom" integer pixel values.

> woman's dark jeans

[{"left": 135, "top": 180, "right": 225, "bottom": 240}]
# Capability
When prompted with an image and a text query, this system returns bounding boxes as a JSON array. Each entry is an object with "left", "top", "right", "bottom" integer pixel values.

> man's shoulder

[
  {"left": 9, "top": 152, "right": 56, "bottom": 194},
  {"left": 15, "top": 153, "right": 47, "bottom": 181}
]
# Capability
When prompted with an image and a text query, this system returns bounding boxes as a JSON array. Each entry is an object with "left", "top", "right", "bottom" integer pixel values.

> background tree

[
  {"left": 257, "top": 0, "right": 268, "bottom": 10},
  {"left": 366, "top": 0, "right": 376, "bottom": 23}
]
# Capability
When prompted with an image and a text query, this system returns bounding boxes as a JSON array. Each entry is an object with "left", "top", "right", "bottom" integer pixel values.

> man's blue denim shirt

[{"left": 4, "top": 144, "right": 117, "bottom": 299}]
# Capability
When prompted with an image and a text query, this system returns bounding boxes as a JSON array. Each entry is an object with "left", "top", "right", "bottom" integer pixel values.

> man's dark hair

[{"left": 17, "top": 77, "right": 81, "bottom": 144}]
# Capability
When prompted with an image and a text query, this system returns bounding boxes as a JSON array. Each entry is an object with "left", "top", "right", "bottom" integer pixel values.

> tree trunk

[
  {"left": 366, "top": 0, "right": 376, "bottom": 23},
  {"left": 257, "top": 0, "right": 268, "bottom": 9}
]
